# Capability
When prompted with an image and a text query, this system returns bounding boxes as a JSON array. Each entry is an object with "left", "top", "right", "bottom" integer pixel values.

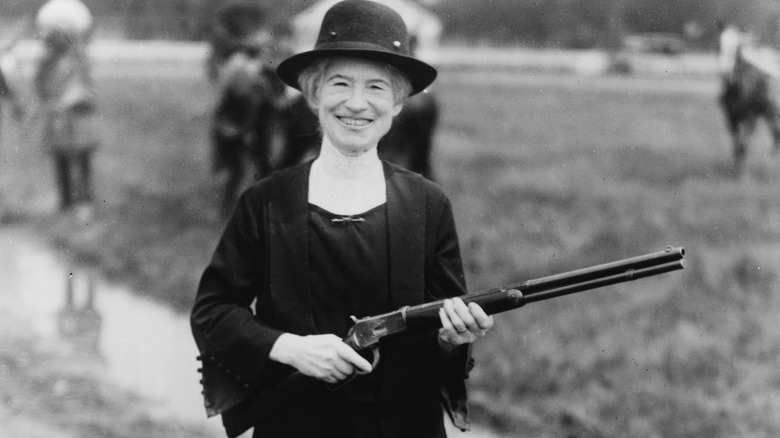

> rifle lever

[{"left": 326, "top": 345, "right": 378, "bottom": 391}]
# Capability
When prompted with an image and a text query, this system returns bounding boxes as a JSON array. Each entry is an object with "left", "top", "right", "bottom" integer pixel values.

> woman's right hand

[{"left": 269, "top": 333, "right": 373, "bottom": 384}]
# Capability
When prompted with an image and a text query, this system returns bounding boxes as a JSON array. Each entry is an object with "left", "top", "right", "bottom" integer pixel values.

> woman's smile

[
  {"left": 337, "top": 116, "right": 372, "bottom": 128},
  {"left": 317, "top": 58, "right": 403, "bottom": 156}
]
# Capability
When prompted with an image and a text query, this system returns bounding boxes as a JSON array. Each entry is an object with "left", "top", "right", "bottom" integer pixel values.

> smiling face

[{"left": 313, "top": 57, "right": 404, "bottom": 156}]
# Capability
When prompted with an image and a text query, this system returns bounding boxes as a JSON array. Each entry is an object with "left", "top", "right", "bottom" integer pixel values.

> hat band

[{"left": 313, "top": 41, "right": 403, "bottom": 55}]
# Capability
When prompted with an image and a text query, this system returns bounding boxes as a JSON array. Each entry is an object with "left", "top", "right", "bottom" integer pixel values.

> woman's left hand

[{"left": 438, "top": 297, "right": 494, "bottom": 346}]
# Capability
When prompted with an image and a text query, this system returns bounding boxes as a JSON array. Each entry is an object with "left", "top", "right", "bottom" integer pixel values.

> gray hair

[{"left": 298, "top": 57, "right": 412, "bottom": 111}]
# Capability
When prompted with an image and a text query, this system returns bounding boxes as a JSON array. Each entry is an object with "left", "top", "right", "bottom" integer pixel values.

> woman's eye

[{"left": 325, "top": 79, "right": 347, "bottom": 88}]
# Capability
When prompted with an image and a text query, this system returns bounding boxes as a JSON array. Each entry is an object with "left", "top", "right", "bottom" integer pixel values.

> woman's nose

[{"left": 344, "top": 87, "right": 369, "bottom": 110}]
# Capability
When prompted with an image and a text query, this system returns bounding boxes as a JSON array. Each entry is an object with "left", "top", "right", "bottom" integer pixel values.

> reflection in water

[
  {"left": 58, "top": 268, "right": 102, "bottom": 356},
  {"left": 0, "top": 230, "right": 225, "bottom": 436}
]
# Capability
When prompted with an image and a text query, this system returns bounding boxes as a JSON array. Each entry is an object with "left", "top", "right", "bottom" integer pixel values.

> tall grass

[
  {"left": 3, "top": 67, "right": 779, "bottom": 436},
  {"left": 434, "top": 72, "right": 780, "bottom": 437}
]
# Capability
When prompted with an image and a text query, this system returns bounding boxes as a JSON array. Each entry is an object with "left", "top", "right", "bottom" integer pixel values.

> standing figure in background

[
  {"left": 210, "top": 31, "right": 287, "bottom": 216},
  {"left": 718, "top": 21, "right": 743, "bottom": 87},
  {"left": 206, "top": 0, "right": 268, "bottom": 83},
  {"left": 0, "top": 54, "right": 25, "bottom": 126},
  {"left": 34, "top": 0, "right": 99, "bottom": 218},
  {"left": 716, "top": 20, "right": 780, "bottom": 175}
]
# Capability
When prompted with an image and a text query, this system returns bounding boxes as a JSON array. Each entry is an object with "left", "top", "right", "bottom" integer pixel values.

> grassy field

[
  {"left": 3, "top": 64, "right": 780, "bottom": 437},
  {"left": 435, "top": 72, "right": 780, "bottom": 437}
]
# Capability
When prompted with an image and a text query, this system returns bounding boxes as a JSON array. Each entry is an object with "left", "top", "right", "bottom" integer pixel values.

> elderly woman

[{"left": 191, "top": 1, "right": 494, "bottom": 437}]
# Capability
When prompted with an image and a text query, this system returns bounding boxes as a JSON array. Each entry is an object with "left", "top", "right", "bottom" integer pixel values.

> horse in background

[
  {"left": 718, "top": 26, "right": 780, "bottom": 175},
  {"left": 209, "top": 33, "right": 288, "bottom": 215}
]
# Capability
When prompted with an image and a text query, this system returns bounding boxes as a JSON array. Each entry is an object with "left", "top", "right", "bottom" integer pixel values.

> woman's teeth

[{"left": 339, "top": 117, "right": 370, "bottom": 127}]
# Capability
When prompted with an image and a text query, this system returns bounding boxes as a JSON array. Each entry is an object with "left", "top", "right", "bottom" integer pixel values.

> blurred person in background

[
  {"left": 718, "top": 21, "right": 743, "bottom": 86},
  {"left": 33, "top": 0, "right": 99, "bottom": 219},
  {"left": 206, "top": 0, "right": 268, "bottom": 83},
  {"left": 1, "top": 18, "right": 30, "bottom": 128},
  {"left": 190, "top": 1, "right": 495, "bottom": 437},
  {"left": 0, "top": 56, "right": 25, "bottom": 125}
]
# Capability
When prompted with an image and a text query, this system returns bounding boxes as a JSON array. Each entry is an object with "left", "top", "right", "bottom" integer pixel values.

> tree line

[{"left": 2, "top": 0, "right": 779, "bottom": 50}]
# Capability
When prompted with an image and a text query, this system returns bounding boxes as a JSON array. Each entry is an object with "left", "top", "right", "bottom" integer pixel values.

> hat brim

[{"left": 276, "top": 47, "right": 437, "bottom": 96}]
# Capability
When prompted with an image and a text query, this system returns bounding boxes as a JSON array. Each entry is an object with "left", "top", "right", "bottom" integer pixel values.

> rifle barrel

[
  {"left": 523, "top": 259, "right": 684, "bottom": 304},
  {"left": 405, "top": 247, "right": 685, "bottom": 331},
  {"left": 519, "top": 247, "right": 685, "bottom": 297}
]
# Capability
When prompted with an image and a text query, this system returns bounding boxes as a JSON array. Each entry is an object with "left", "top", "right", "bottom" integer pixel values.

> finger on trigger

[
  {"left": 339, "top": 343, "right": 372, "bottom": 374},
  {"left": 333, "top": 360, "right": 353, "bottom": 376}
]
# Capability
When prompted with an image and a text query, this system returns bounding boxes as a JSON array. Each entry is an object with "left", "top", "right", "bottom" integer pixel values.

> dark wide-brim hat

[{"left": 276, "top": 0, "right": 437, "bottom": 95}]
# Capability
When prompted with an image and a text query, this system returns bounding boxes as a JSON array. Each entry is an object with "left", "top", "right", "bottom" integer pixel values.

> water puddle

[{"left": 0, "top": 228, "right": 225, "bottom": 436}]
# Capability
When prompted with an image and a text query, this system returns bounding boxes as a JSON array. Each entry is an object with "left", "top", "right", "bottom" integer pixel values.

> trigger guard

[
  {"left": 357, "top": 347, "right": 380, "bottom": 374},
  {"left": 326, "top": 346, "right": 379, "bottom": 391}
]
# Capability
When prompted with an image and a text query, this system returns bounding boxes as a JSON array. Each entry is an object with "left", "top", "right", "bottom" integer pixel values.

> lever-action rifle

[
  {"left": 343, "top": 246, "right": 685, "bottom": 366},
  {"left": 217, "top": 246, "right": 686, "bottom": 438}
]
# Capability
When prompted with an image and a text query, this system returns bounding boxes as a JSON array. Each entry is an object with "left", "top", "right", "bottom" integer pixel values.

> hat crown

[
  {"left": 314, "top": 0, "right": 410, "bottom": 56},
  {"left": 275, "top": 0, "right": 437, "bottom": 95}
]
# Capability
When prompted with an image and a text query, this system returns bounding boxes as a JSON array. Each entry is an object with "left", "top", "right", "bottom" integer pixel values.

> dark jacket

[{"left": 191, "top": 161, "right": 472, "bottom": 437}]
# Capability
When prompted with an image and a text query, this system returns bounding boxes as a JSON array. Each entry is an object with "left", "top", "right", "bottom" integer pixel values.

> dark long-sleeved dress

[{"left": 191, "top": 161, "right": 473, "bottom": 437}]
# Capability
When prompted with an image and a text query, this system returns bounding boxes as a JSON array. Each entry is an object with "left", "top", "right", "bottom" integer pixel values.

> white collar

[
  {"left": 309, "top": 140, "right": 386, "bottom": 215},
  {"left": 315, "top": 138, "right": 383, "bottom": 180}
]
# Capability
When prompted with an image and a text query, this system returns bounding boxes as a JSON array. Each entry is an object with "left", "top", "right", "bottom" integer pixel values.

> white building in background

[{"left": 289, "top": 0, "right": 442, "bottom": 62}]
